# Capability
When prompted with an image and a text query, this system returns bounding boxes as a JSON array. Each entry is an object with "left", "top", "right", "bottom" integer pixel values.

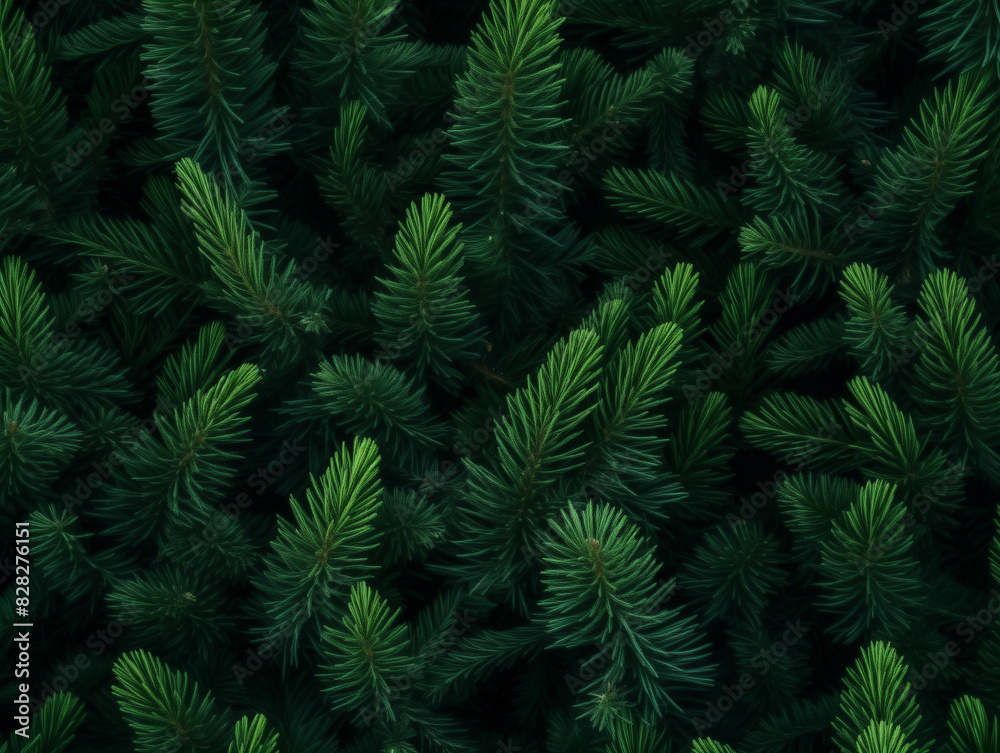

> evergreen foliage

[{"left": 1, "top": 0, "right": 999, "bottom": 750}]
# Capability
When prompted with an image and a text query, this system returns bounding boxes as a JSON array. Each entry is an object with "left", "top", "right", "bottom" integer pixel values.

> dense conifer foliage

[{"left": 1, "top": 0, "right": 999, "bottom": 751}]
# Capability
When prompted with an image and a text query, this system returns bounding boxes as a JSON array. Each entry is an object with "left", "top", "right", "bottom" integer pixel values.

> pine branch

[
  {"left": 372, "top": 192, "right": 488, "bottom": 394},
  {"left": 139, "top": 0, "right": 287, "bottom": 190},
  {"left": 451, "top": 327, "right": 602, "bottom": 596},
  {"left": 817, "top": 480, "right": 926, "bottom": 644},
  {"left": 107, "top": 567, "right": 233, "bottom": 665},
  {"left": 228, "top": 714, "right": 280, "bottom": 753},
  {"left": 111, "top": 649, "right": 231, "bottom": 753},
  {"left": 911, "top": 266, "right": 1000, "bottom": 485},
  {"left": 539, "top": 500, "right": 716, "bottom": 721},
  {"left": 174, "top": 157, "right": 332, "bottom": 364},
  {"left": 766, "top": 313, "right": 846, "bottom": 378},
  {"left": 603, "top": 165, "right": 745, "bottom": 246},
  {"left": 278, "top": 353, "right": 448, "bottom": 475},
  {"left": 1, "top": 389, "right": 81, "bottom": 506},
  {"left": 317, "top": 581, "right": 414, "bottom": 724},
  {"left": 832, "top": 641, "right": 931, "bottom": 753},
  {"left": 318, "top": 100, "right": 396, "bottom": 254},
  {"left": 0, "top": 256, "right": 134, "bottom": 412},
  {"left": 250, "top": 437, "right": 384, "bottom": 671},
  {"left": 439, "top": 0, "right": 587, "bottom": 336},
  {"left": 94, "top": 363, "right": 262, "bottom": 546}
]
